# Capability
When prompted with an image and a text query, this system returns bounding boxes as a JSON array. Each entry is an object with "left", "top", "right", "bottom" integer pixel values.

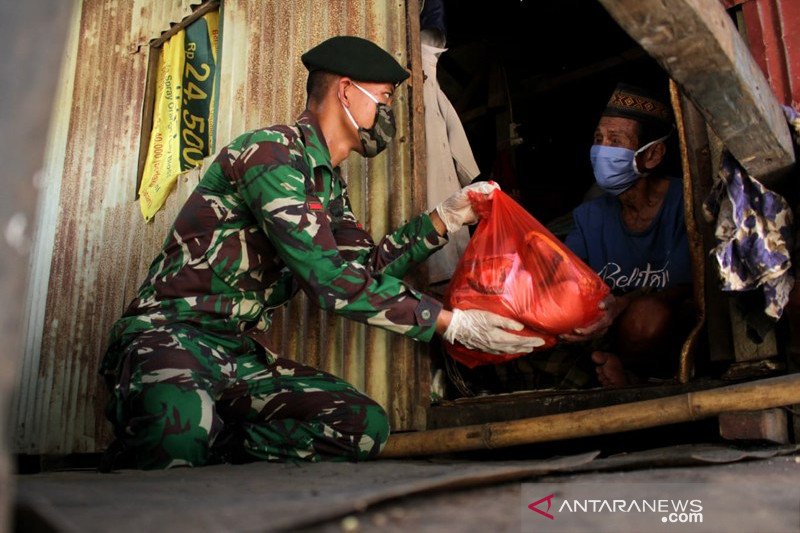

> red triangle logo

[{"left": 528, "top": 493, "right": 556, "bottom": 520}]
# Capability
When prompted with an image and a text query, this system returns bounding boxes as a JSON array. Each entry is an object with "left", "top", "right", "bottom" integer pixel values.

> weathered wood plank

[
  {"left": 428, "top": 380, "right": 726, "bottom": 429},
  {"left": 385, "top": 374, "right": 800, "bottom": 457},
  {"left": 675, "top": 92, "right": 736, "bottom": 364},
  {"left": 406, "top": 0, "right": 432, "bottom": 431},
  {"left": 598, "top": 0, "right": 795, "bottom": 183}
]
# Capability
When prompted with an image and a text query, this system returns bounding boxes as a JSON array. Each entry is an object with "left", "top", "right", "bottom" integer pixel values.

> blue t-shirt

[{"left": 564, "top": 178, "right": 691, "bottom": 293}]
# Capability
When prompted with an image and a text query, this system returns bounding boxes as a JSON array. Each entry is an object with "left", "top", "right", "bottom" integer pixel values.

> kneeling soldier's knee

[
  {"left": 354, "top": 403, "right": 390, "bottom": 460},
  {"left": 121, "top": 383, "right": 221, "bottom": 469}
]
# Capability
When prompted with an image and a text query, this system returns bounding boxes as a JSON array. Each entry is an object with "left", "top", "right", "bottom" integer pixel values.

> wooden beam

[
  {"left": 671, "top": 81, "right": 705, "bottom": 383},
  {"left": 675, "top": 90, "right": 736, "bottom": 364},
  {"left": 597, "top": 0, "right": 795, "bottom": 184},
  {"left": 150, "top": 1, "right": 220, "bottom": 48},
  {"left": 381, "top": 373, "right": 800, "bottom": 458},
  {"left": 406, "top": 0, "right": 432, "bottom": 431},
  {"left": 427, "top": 380, "right": 725, "bottom": 429},
  {"left": 135, "top": 49, "right": 160, "bottom": 198}
]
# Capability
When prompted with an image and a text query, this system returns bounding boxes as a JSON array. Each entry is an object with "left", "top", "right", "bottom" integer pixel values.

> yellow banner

[
  {"left": 139, "top": 12, "right": 219, "bottom": 222},
  {"left": 206, "top": 10, "right": 219, "bottom": 153}
]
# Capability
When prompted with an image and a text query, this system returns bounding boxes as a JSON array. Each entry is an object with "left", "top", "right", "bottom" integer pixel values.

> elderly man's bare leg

[{"left": 593, "top": 295, "right": 676, "bottom": 388}]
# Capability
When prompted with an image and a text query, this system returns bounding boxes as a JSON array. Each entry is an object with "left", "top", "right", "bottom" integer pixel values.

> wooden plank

[
  {"left": 383, "top": 374, "right": 800, "bottom": 457},
  {"left": 284, "top": 452, "right": 600, "bottom": 531},
  {"left": 675, "top": 92, "right": 735, "bottom": 364},
  {"left": 15, "top": 453, "right": 599, "bottom": 531},
  {"left": 135, "top": 48, "right": 159, "bottom": 198},
  {"left": 149, "top": 1, "right": 220, "bottom": 48},
  {"left": 671, "top": 81, "right": 706, "bottom": 382},
  {"left": 597, "top": 0, "right": 795, "bottom": 184},
  {"left": 428, "top": 379, "right": 725, "bottom": 429},
  {"left": 406, "top": 0, "right": 432, "bottom": 431},
  {"left": 406, "top": 0, "right": 428, "bottom": 290}
]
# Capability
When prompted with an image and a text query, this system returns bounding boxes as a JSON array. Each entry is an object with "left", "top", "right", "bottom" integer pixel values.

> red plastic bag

[{"left": 444, "top": 189, "right": 610, "bottom": 368}]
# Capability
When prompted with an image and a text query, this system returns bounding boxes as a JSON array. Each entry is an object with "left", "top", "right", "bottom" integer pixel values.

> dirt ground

[
  {"left": 311, "top": 456, "right": 800, "bottom": 533},
  {"left": 13, "top": 441, "right": 800, "bottom": 533}
]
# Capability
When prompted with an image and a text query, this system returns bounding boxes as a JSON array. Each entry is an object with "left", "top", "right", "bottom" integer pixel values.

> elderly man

[
  {"left": 561, "top": 83, "right": 692, "bottom": 387},
  {"left": 100, "top": 36, "right": 541, "bottom": 469}
]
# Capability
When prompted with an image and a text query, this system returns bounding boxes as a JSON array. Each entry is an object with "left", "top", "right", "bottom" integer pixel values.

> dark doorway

[{"left": 438, "top": 0, "right": 672, "bottom": 226}]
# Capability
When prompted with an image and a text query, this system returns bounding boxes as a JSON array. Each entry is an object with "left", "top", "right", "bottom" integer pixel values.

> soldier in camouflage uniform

[{"left": 100, "top": 36, "right": 541, "bottom": 469}]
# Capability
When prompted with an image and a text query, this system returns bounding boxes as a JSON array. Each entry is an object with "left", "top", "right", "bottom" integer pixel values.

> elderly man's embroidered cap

[
  {"left": 302, "top": 36, "right": 410, "bottom": 85},
  {"left": 602, "top": 83, "right": 672, "bottom": 126}
]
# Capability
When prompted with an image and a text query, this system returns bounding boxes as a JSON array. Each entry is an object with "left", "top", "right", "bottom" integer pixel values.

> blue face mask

[
  {"left": 590, "top": 135, "right": 669, "bottom": 195},
  {"left": 590, "top": 145, "right": 639, "bottom": 195}
]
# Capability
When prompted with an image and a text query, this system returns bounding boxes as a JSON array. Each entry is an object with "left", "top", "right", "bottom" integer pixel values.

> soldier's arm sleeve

[
  {"left": 332, "top": 191, "right": 448, "bottom": 280},
  {"left": 235, "top": 142, "right": 443, "bottom": 342}
]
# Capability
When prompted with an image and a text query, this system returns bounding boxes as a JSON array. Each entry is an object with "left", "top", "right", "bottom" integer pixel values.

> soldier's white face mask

[{"left": 341, "top": 82, "right": 396, "bottom": 158}]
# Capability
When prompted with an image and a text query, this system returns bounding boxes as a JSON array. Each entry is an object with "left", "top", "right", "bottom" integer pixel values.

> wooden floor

[{"left": 14, "top": 443, "right": 799, "bottom": 532}]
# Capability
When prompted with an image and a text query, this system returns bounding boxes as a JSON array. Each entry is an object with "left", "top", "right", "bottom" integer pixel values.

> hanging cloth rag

[
  {"left": 702, "top": 152, "right": 794, "bottom": 320},
  {"left": 783, "top": 104, "right": 800, "bottom": 145},
  {"left": 421, "top": 33, "right": 482, "bottom": 283}
]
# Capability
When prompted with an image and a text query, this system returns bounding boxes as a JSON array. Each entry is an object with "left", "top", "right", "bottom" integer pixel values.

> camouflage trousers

[{"left": 104, "top": 324, "right": 389, "bottom": 469}]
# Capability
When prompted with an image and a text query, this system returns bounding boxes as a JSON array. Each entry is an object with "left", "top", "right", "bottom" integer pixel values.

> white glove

[
  {"left": 435, "top": 181, "right": 500, "bottom": 234},
  {"left": 443, "top": 308, "right": 545, "bottom": 355}
]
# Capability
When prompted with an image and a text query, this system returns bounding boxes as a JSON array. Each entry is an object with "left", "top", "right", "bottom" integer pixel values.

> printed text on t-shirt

[{"left": 597, "top": 261, "right": 671, "bottom": 291}]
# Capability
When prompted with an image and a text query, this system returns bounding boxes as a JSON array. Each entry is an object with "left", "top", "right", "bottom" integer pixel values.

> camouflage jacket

[{"left": 102, "top": 111, "right": 447, "bottom": 374}]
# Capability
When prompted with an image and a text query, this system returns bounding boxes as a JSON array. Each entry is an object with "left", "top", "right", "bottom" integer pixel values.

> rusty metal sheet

[
  {"left": 0, "top": 0, "right": 74, "bottom": 527},
  {"left": 740, "top": 0, "right": 800, "bottom": 107},
  {"left": 215, "top": 0, "right": 427, "bottom": 435},
  {"left": 14, "top": 0, "right": 426, "bottom": 456},
  {"left": 12, "top": 0, "right": 203, "bottom": 455}
]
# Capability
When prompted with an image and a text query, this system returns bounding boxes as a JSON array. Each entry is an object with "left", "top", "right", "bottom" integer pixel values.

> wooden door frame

[{"left": 598, "top": 0, "right": 795, "bottom": 186}]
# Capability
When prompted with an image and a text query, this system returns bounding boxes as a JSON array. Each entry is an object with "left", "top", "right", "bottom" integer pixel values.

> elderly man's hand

[{"left": 558, "top": 294, "right": 625, "bottom": 343}]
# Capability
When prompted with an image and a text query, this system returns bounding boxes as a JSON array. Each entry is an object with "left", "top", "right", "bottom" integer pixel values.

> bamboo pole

[{"left": 380, "top": 374, "right": 800, "bottom": 458}]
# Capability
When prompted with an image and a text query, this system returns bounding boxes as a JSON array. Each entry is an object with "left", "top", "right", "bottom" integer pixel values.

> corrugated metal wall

[
  {"left": 12, "top": 0, "right": 203, "bottom": 455},
  {"left": 738, "top": 0, "right": 800, "bottom": 106},
  {"left": 217, "top": 0, "right": 430, "bottom": 433},
  {"left": 13, "top": 0, "right": 85, "bottom": 455},
  {"left": 1, "top": 0, "right": 75, "bottom": 525},
  {"left": 13, "top": 0, "right": 428, "bottom": 455}
]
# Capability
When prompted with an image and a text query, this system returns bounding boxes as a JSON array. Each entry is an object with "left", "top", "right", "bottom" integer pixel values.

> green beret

[{"left": 302, "top": 35, "right": 410, "bottom": 85}]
